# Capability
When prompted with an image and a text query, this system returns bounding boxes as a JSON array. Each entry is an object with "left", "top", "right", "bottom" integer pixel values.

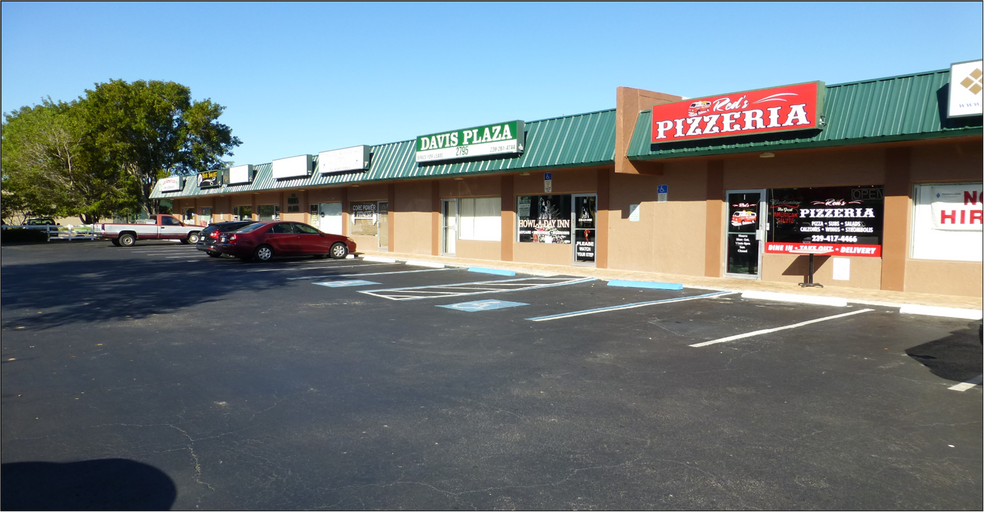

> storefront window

[
  {"left": 766, "top": 186, "right": 884, "bottom": 257},
  {"left": 351, "top": 202, "right": 378, "bottom": 236},
  {"left": 233, "top": 205, "right": 253, "bottom": 221},
  {"left": 910, "top": 183, "right": 982, "bottom": 261},
  {"left": 459, "top": 197, "right": 501, "bottom": 241},
  {"left": 258, "top": 205, "right": 280, "bottom": 221},
  {"left": 517, "top": 195, "right": 572, "bottom": 244}
]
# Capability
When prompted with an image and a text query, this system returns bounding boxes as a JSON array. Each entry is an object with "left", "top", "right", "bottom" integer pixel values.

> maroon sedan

[{"left": 212, "top": 221, "right": 357, "bottom": 262}]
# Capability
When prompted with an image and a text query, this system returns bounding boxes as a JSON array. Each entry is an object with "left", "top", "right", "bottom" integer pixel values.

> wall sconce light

[
  {"left": 519, "top": 172, "right": 530, "bottom": 176},
  {"left": 759, "top": 152, "right": 775, "bottom": 158},
  {"left": 454, "top": 177, "right": 464, "bottom": 181}
]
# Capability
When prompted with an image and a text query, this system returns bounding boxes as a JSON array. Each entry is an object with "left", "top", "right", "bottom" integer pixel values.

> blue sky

[{"left": 3, "top": 2, "right": 982, "bottom": 167}]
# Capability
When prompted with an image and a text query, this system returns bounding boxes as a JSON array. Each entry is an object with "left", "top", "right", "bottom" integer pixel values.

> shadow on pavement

[
  {"left": 0, "top": 252, "right": 297, "bottom": 331},
  {"left": 0, "top": 458, "right": 176, "bottom": 510},
  {"left": 906, "top": 322, "right": 984, "bottom": 383}
]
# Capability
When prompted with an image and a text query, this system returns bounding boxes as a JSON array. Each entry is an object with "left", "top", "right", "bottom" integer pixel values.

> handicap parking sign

[
  {"left": 313, "top": 280, "right": 380, "bottom": 288},
  {"left": 438, "top": 299, "right": 529, "bottom": 312}
]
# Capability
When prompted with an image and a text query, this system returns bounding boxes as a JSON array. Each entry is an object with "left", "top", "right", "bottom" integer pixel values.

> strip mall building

[{"left": 152, "top": 62, "right": 984, "bottom": 297}]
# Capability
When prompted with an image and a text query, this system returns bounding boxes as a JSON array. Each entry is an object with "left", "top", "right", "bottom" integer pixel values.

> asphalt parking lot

[{"left": 2, "top": 241, "right": 981, "bottom": 510}]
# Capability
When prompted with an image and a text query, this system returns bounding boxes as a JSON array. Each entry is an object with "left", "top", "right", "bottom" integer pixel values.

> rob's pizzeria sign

[{"left": 652, "top": 82, "right": 824, "bottom": 144}]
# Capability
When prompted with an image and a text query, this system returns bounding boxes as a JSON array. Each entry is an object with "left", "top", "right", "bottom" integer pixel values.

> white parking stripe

[
  {"left": 287, "top": 268, "right": 456, "bottom": 281},
  {"left": 526, "top": 291, "right": 736, "bottom": 322},
  {"left": 689, "top": 308, "right": 874, "bottom": 347},
  {"left": 247, "top": 263, "right": 392, "bottom": 273},
  {"left": 362, "top": 277, "right": 594, "bottom": 301},
  {"left": 949, "top": 375, "right": 983, "bottom": 392}
]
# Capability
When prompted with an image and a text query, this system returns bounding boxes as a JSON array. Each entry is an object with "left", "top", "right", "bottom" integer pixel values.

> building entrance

[{"left": 725, "top": 190, "right": 766, "bottom": 278}]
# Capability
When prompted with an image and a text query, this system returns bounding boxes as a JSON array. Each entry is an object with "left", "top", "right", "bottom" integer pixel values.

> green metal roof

[
  {"left": 152, "top": 109, "right": 616, "bottom": 199},
  {"left": 627, "top": 68, "right": 983, "bottom": 161}
]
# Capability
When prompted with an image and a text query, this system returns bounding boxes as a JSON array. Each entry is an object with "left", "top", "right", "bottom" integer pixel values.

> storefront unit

[
  {"left": 151, "top": 111, "right": 634, "bottom": 267},
  {"left": 623, "top": 65, "right": 982, "bottom": 297}
]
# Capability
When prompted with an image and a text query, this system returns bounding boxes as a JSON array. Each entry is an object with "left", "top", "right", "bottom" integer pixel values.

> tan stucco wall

[
  {"left": 905, "top": 259, "right": 983, "bottom": 296},
  {"left": 910, "top": 139, "right": 983, "bottom": 183},
  {"left": 761, "top": 253, "right": 883, "bottom": 289},
  {"left": 308, "top": 189, "right": 345, "bottom": 203},
  {"left": 440, "top": 176, "right": 502, "bottom": 198},
  {"left": 457, "top": 240, "right": 502, "bottom": 260},
  {"left": 723, "top": 148, "right": 885, "bottom": 189},
  {"left": 395, "top": 181, "right": 436, "bottom": 255},
  {"left": 607, "top": 161, "right": 708, "bottom": 275}
]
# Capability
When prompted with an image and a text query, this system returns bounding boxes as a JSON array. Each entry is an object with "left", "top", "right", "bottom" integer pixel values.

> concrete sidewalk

[{"left": 358, "top": 250, "right": 983, "bottom": 314}]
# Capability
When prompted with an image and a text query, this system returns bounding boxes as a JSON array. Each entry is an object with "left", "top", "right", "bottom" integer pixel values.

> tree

[
  {"left": 1, "top": 80, "right": 241, "bottom": 223},
  {"left": 2, "top": 98, "right": 135, "bottom": 224},
  {"left": 82, "top": 80, "right": 241, "bottom": 216}
]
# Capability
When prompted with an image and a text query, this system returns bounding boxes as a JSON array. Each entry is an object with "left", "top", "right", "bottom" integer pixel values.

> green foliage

[{"left": 1, "top": 80, "right": 241, "bottom": 223}]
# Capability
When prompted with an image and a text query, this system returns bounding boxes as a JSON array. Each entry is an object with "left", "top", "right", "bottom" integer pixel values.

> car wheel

[
  {"left": 206, "top": 251, "right": 222, "bottom": 258},
  {"left": 329, "top": 242, "right": 349, "bottom": 259},
  {"left": 186, "top": 232, "right": 201, "bottom": 244},
  {"left": 253, "top": 245, "right": 274, "bottom": 262},
  {"left": 119, "top": 233, "right": 136, "bottom": 247}
]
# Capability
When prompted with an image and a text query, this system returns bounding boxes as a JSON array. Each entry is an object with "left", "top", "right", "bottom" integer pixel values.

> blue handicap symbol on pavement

[
  {"left": 313, "top": 280, "right": 380, "bottom": 288},
  {"left": 438, "top": 299, "right": 529, "bottom": 312}
]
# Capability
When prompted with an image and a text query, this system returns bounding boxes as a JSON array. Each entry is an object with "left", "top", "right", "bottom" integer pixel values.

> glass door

[
  {"left": 442, "top": 199, "right": 457, "bottom": 255},
  {"left": 573, "top": 194, "right": 597, "bottom": 264},
  {"left": 377, "top": 201, "right": 389, "bottom": 250},
  {"left": 319, "top": 202, "right": 342, "bottom": 234},
  {"left": 725, "top": 189, "right": 766, "bottom": 278}
]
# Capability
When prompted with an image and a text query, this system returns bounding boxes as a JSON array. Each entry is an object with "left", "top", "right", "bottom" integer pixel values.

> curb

[
  {"left": 469, "top": 267, "right": 516, "bottom": 276},
  {"left": 607, "top": 280, "right": 683, "bottom": 291},
  {"left": 406, "top": 260, "right": 445, "bottom": 268},
  {"left": 899, "top": 305, "right": 983, "bottom": 320}
]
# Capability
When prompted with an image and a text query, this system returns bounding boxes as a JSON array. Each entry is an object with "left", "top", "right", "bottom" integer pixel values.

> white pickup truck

[{"left": 97, "top": 214, "right": 203, "bottom": 246}]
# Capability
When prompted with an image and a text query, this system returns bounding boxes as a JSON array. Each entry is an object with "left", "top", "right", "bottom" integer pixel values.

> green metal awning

[{"left": 152, "top": 109, "right": 616, "bottom": 199}]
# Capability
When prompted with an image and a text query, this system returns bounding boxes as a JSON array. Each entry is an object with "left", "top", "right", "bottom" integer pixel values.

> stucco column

[
  {"left": 596, "top": 168, "right": 611, "bottom": 269},
  {"left": 881, "top": 148, "right": 911, "bottom": 291},
  {"left": 431, "top": 182, "right": 441, "bottom": 256},
  {"left": 704, "top": 160, "right": 725, "bottom": 277},
  {"left": 501, "top": 175, "right": 515, "bottom": 262},
  {"left": 387, "top": 184, "right": 396, "bottom": 252}
]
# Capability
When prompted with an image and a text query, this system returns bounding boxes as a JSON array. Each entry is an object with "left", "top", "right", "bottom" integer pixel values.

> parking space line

[
  {"left": 526, "top": 291, "right": 736, "bottom": 322},
  {"left": 247, "top": 263, "right": 392, "bottom": 273},
  {"left": 287, "top": 268, "right": 456, "bottom": 281},
  {"left": 361, "top": 276, "right": 594, "bottom": 301},
  {"left": 948, "top": 375, "right": 983, "bottom": 392},
  {"left": 689, "top": 308, "right": 874, "bottom": 347}
]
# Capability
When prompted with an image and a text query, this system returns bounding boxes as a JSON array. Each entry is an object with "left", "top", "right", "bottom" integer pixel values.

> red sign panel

[
  {"left": 765, "top": 242, "right": 882, "bottom": 258},
  {"left": 651, "top": 82, "right": 823, "bottom": 144}
]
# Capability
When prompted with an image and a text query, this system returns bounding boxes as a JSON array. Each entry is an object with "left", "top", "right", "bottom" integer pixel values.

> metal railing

[{"left": 1, "top": 224, "right": 100, "bottom": 241}]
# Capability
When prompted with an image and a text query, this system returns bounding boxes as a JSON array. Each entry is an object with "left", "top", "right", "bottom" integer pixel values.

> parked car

[
  {"left": 212, "top": 221, "right": 357, "bottom": 262},
  {"left": 197, "top": 220, "right": 258, "bottom": 257},
  {"left": 96, "top": 214, "right": 201, "bottom": 246},
  {"left": 25, "top": 218, "right": 57, "bottom": 225}
]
